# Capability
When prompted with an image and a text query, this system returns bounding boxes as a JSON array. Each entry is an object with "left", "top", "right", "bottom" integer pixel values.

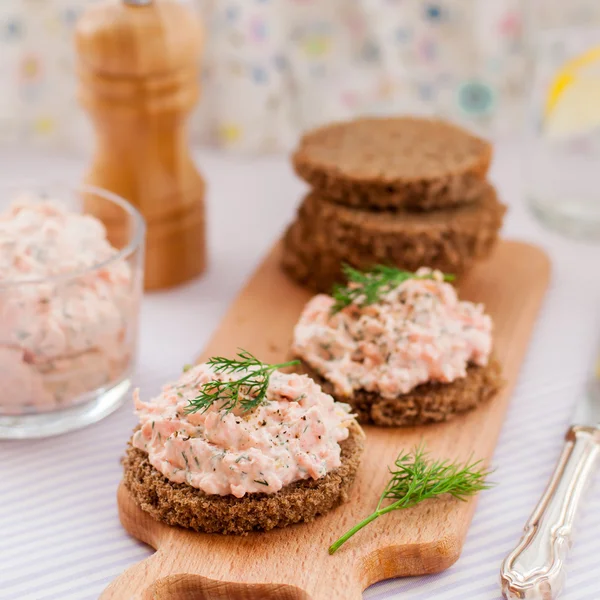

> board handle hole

[{"left": 146, "top": 575, "right": 311, "bottom": 600}]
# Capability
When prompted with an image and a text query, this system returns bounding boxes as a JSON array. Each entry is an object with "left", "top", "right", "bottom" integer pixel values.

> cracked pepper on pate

[
  {"left": 0, "top": 197, "right": 134, "bottom": 415},
  {"left": 292, "top": 268, "right": 493, "bottom": 399},
  {"left": 132, "top": 364, "right": 355, "bottom": 497}
]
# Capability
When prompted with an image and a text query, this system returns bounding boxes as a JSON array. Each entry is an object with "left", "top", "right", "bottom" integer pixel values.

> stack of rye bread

[{"left": 282, "top": 117, "right": 506, "bottom": 291}]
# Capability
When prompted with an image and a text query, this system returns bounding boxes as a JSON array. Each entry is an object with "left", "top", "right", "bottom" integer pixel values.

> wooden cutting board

[{"left": 103, "top": 240, "right": 550, "bottom": 600}]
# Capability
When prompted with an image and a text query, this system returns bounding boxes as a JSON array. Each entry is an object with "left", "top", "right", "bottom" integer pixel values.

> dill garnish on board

[
  {"left": 331, "top": 264, "right": 455, "bottom": 314},
  {"left": 328, "top": 444, "right": 493, "bottom": 554},
  {"left": 185, "top": 349, "right": 299, "bottom": 415}
]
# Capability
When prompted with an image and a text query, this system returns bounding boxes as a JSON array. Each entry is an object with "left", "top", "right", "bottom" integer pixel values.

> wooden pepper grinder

[{"left": 75, "top": 0, "right": 206, "bottom": 290}]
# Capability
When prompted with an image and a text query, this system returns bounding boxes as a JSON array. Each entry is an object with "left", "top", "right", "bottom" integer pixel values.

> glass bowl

[{"left": 0, "top": 184, "right": 145, "bottom": 438}]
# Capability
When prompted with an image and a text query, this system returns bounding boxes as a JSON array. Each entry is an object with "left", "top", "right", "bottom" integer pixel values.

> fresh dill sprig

[
  {"left": 331, "top": 264, "right": 455, "bottom": 313},
  {"left": 328, "top": 444, "right": 493, "bottom": 554},
  {"left": 185, "top": 349, "right": 299, "bottom": 415}
]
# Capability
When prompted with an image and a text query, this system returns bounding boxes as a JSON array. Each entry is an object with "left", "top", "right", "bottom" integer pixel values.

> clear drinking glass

[
  {"left": 0, "top": 184, "right": 145, "bottom": 438},
  {"left": 526, "top": 1, "right": 600, "bottom": 239}
]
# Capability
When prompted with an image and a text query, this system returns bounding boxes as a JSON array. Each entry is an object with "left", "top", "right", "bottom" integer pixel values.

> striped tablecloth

[{"left": 1, "top": 146, "right": 600, "bottom": 600}]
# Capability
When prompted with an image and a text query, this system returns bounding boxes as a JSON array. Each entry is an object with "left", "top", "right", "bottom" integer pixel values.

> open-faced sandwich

[
  {"left": 123, "top": 350, "right": 364, "bottom": 534},
  {"left": 292, "top": 265, "right": 503, "bottom": 427}
]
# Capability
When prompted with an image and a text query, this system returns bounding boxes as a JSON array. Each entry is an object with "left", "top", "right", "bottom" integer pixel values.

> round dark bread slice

[
  {"left": 122, "top": 420, "right": 365, "bottom": 535},
  {"left": 297, "top": 359, "right": 503, "bottom": 427},
  {"left": 292, "top": 117, "right": 492, "bottom": 210},
  {"left": 281, "top": 185, "right": 506, "bottom": 293}
]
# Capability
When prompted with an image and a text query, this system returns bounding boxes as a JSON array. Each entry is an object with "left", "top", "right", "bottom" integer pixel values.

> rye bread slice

[
  {"left": 122, "top": 420, "right": 365, "bottom": 535},
  {"left": 293, "top": 117, "right": 492, "bottom": 210},
  {"left": 298, "top": 359, "right": 503, "bottom": 427},
  {"left": 281, "top": 184, "right": 506, "bottom": 293}
]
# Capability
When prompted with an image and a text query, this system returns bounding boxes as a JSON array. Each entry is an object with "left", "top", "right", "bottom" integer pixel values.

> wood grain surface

[{"left": 103, "top": 240, "right": 550, "bottom": 600}]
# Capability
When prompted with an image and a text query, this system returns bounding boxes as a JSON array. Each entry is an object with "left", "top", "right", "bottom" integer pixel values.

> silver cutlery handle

[{"left": 500, "top": 426, "right": 600, "bottom": 600}]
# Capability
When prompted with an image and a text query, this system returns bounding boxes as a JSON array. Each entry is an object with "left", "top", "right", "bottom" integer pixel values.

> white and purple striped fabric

[{"left": 1, "top": 146, "right": 600, "bottom": 600}]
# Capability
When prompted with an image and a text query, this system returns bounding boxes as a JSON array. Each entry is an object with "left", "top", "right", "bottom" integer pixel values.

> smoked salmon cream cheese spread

[
  {"left": 0, "top": 197, "right": 135, "bottom": 415},
  {"left": 293, "top": 269, "right": 493, "bottom": 399},
  {"left": 131, "top": 365, "right": 355, "bottom": 497}
]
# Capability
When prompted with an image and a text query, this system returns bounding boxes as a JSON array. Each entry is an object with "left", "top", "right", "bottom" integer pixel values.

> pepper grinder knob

[{"left": 75, "top": 0, "right": 206, "bottom": 290}]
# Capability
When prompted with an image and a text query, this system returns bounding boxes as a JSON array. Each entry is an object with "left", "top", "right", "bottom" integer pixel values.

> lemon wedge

[{"left": 544, "top": 46, "right": 600, "bottom": 139}]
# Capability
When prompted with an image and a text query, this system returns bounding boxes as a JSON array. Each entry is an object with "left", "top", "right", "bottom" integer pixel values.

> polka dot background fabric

[{"left": 0, "top": 0, "right": 599, "bottom": 153}]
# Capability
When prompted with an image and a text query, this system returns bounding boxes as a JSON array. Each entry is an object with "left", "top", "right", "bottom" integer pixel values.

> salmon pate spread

[
  {"left": 131, "top": 364, "right": 355, "bottom": 498},
  {"left": 0, "top": 197, "right": 134, "bottom": 415},
  {"left": 293, "top": 268, "right": 493, "bottom": 399}
]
